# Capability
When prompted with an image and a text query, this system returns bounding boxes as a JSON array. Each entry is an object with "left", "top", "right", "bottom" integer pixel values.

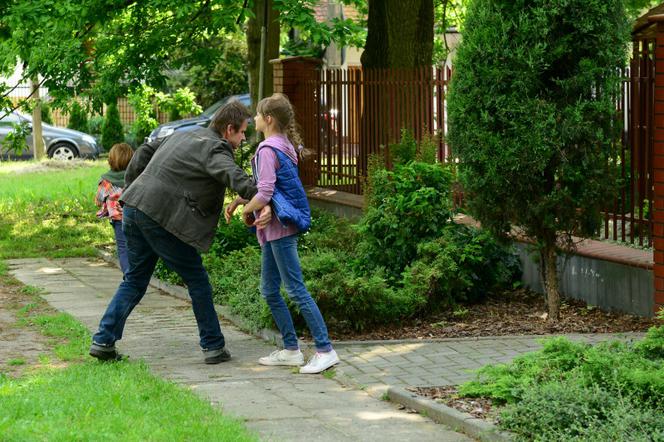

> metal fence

[
  {"left": 301, "top": 66, "right": 452, "bottom": 194},
  {"left": 602, "top": 41, "right": 654, "bottom": 248},
  {"left": 302, "top": 63, "right": 654, "bottom": 248}
]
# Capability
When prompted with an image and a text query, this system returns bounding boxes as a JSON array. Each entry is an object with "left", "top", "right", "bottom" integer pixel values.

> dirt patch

[
  {"left": 3, "top": 159, "right": 97, "bottom": 175},
  {"left": 408, "top": 385, "right": 499, "bottom": 423},
  {"left": 328, "top": 289, "right": 659, "bottom": 341},
  {"left": 0, "top": 284, "right": 52, "bottom": 378}
]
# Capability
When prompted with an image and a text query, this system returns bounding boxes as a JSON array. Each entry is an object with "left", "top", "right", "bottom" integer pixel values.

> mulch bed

[
  {"left": 407, "top": 386, "right": 499, "bottom": 423},
  {"left": 328, "top": 288, "right": 659, "bottom": 341}
]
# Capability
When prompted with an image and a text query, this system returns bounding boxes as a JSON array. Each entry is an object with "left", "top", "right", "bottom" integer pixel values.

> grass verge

[
  {"left": 0, "top": 260, "right": 256, "bottom": 442},
  {"left": 0, "top": 161, "right": 113, "bottom": 259}
]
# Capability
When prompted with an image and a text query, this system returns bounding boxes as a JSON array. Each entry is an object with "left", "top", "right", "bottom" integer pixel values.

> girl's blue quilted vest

[{"left": 253, "top": 146, "right": 311, "bottom": 232}]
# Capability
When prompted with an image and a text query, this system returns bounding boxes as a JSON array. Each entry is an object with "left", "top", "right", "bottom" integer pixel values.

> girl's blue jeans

[{"left": 261, "top": 234, "right": 332, "bottom": 352}]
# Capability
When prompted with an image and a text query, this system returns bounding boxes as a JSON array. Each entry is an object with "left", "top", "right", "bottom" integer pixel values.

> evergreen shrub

[
  {"left": 101, "top": 102, "right": 124, "bottom": 151},
  {"left": 357, "top": 160, "right": 455, "bottom": 276},
  {"left": 67, "top": 101, "right": 89, "bottom": 133}
]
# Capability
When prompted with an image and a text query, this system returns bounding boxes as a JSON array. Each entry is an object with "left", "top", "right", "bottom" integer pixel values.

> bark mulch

[
  {"left": 407, "top": 386, "right": 499, "bottom": 423},
  {"left": 329, "top": 288, "right": 659, "bottom": 341}
]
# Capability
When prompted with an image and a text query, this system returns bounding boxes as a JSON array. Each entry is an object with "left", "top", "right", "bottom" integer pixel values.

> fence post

[{"left": 651, "top": 17, "right": 664, "bottom": 315}]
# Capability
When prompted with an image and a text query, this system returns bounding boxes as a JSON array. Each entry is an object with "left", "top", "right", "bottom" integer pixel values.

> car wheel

[{"left": 48, "top": 142, "right": 78, "bottom": 161}]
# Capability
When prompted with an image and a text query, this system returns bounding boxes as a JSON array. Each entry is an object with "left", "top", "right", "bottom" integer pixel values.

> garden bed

[{"left": 326, "top": 288, "right": 657, "bottom": 341}]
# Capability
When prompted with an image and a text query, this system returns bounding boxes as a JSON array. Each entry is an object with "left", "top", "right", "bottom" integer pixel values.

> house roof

[
  {"left": 312, "top": 0, "right": 363, "bottom": 23},
  {"left": 633, "top": 3, "right": 664, "bottom": 38}
]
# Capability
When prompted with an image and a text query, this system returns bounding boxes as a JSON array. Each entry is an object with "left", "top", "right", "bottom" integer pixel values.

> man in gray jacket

[{"left": 90, "top": 101, "right": 270, "bottom": 364}]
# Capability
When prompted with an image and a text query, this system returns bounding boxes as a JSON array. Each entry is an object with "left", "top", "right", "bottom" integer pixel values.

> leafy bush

[
  {"left": 298, "top": 208, "right": 358, "bottom": 254},
  {"left": 301, "top": 249, "right": 426, "bottom": 331},
  {"left": 634, "top": 319, "right": 664, "bottom": 360},
  {"left": 67, "top": 101, "right": 89, "bottom": 133},
  {"left": 88, "top": 115, "right": 105, "bottom": 137},
  {"left": 156, "top": 87, "right": 203, "bottom": 121},
  {"left": 357, "top": 160, "right": 455, "bottom": 276},
  {"left": 153, "top": 259, "right": 184, "bottom": 286},
  {"left": 389, "top": 128, "right": 417, "bottom": 166},
  {"left": 208, "top": 215, "right": 257, "bottom": 257},
  {"left": 402, "top": 225, "right": 521, "bottom": 308},
  {"left": 207, "top": 247, "right": 273, "bottom": 331},
  {"left": 499, "top": 380, "right": 664, "bottom": 442},
  {"left": 101, "top": 102, "right": 124, "bottom": 151},
  {"left": 127, "top": 86, "right": 159, "bottom": 145},
  {"left": 459, "top": 330, "right": 664, "bottom": 440}
]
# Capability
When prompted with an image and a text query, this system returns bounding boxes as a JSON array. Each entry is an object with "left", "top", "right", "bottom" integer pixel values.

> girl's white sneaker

[
  {"left": 259, "top": 349, "right": 304, "bottom": 366},
  {"left": 299, "top": 350, "right": 340, "bottom": 374}
]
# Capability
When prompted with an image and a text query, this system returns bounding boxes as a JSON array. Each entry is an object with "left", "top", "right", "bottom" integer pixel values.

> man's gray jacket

[{"left": 121, "top": 127, "right": 257, "bottom": 252}]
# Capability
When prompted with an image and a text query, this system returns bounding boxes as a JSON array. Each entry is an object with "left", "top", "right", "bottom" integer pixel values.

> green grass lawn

[
  {"left": 0, "top": 261, "right": 257, "bottom": 442},
  {"left": 0, "top": 160, "right": 114, "bottom": 258}
]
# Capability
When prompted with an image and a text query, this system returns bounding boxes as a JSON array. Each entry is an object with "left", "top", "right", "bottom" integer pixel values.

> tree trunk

[
  {"left": 361, "top": 0, "right": 434, "bottom": 69},
  {"left": 542, "top": 243, "right": 561, "bottom": 322},
  {"left": 31, "top": 76, "right": 45, "bottom": 160},
  {"left": 359, "top": 0, "right": 434, "bottom": 175},
  {"left": 247, "top": 0, "right": 280, "bottom": 110}
]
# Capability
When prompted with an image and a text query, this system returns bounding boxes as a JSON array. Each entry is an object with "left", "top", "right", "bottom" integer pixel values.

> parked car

[
  {"left": 0, "top": 111, "right": 100, "bottom": 160},
  {"left": 147, "top": 93, "right": 251, "bottom": 142}
]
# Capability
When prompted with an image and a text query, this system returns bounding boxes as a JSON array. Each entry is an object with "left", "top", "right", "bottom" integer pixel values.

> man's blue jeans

[
  {"left": 261, "top": 234, "right": 332, "bottom": 352},
  {"left": 93, "top": 206, "right": 225, "bottom": 351},
  {"left": 111, "top": 220, "right": 129, "bottom": 274}
]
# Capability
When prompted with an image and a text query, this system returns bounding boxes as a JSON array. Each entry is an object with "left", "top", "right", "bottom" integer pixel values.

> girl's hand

[{"left": 254, "top": 205, "right": 272, "bottom": 230}]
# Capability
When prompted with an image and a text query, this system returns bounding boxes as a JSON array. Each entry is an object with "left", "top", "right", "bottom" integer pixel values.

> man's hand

[{"left": 224, "top": 197, "right": 247, "bottom": 224}]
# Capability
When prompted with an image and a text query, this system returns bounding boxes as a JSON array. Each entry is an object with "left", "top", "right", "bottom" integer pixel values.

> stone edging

[{"left": 387, "top": 387, "right": 513, "bottom": 442}]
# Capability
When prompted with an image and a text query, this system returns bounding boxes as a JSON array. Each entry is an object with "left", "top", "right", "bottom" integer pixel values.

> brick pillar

[
  {"left": 271, "top": 56, "right": 322, "bottom": 186},
  {"left": 652, "top": 17, "right": 664, "bottom": 315}
]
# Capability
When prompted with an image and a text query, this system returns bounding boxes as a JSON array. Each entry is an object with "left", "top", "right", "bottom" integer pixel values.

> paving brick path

[
  {"left": 7, "top": 258, "right": 472, "bottom": 442},
  {"left": 9, "top": 257, "right": 640, "bottom": 441},
  {"left": 333, "top": 332, "right": 636, "bottom": 395}
]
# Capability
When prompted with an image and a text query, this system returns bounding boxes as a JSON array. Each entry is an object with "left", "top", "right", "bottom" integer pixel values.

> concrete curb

[{"left": 387, "top": 387, "right": 513, "bottom": 442}]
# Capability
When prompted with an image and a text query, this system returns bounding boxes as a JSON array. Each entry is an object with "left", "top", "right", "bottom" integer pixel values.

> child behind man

[{"left": 95, "top": 143, "right": 134, "bottom": 274}]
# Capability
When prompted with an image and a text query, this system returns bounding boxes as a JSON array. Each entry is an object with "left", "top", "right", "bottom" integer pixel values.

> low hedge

[{"left": 459, "top": 320, "right": 664, "bottom": 441}]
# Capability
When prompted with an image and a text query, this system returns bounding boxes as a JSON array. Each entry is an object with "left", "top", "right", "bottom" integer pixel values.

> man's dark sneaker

[
  {"left": 203, "top": 347, "right": 231, "bottom": 364},
  {"left": 89, "top": 342, "right": 123, "bottom": 362}
]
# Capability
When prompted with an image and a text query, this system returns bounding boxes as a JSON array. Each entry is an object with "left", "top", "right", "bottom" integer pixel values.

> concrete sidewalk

[{"left": 8, "top": 258, "right": 473, "bottom": 442}]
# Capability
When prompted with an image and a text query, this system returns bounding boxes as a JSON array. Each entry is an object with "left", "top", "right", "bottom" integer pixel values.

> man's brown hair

[
  {"left": 108, "top": 143, "right": 134, "bottom": 171},
  {"left": 209, "top": 100, "right": 252, "bottom": 136}
]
